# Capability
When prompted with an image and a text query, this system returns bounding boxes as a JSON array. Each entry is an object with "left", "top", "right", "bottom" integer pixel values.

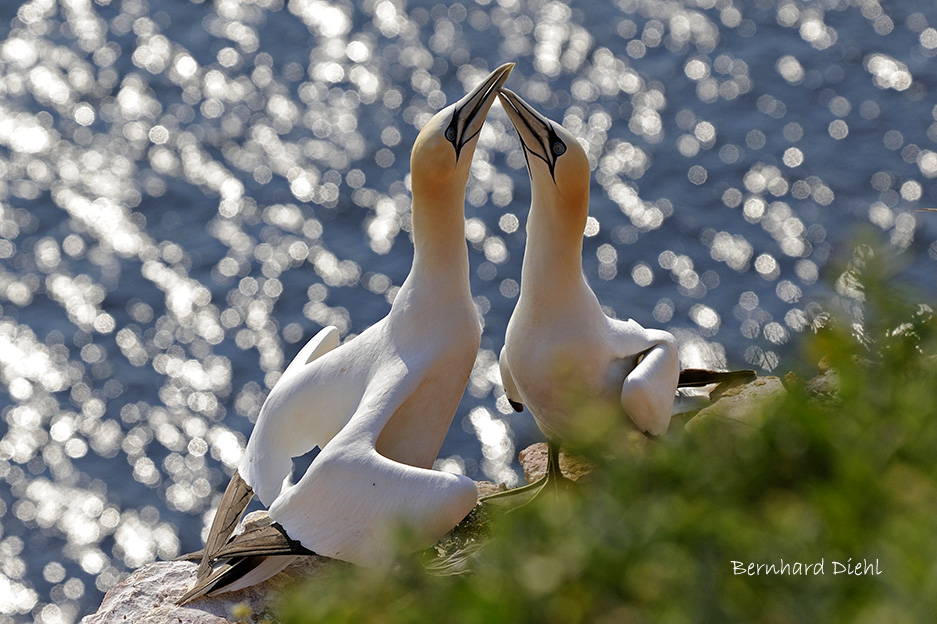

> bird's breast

[{"left": 505, "top": 318, "right": 626, "bottom": 438}]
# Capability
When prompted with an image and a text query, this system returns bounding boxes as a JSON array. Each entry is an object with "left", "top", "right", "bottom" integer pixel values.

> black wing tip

[
  {"left": 677, "top": 368, "right": 757, "bottom": 388},
  {"left": 177, "top": 556, "right": 263, "bottom": 606}
]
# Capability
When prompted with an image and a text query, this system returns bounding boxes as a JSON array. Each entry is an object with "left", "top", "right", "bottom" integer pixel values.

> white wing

[
  {"left": 270, "top": 436, "right": 477, "bottom": 567},
  {"left": 240, "top": 325, "right": 351, "bottom": 505},
  {"left": 610, "top": 318, "right": 680, "bottom": 436}
]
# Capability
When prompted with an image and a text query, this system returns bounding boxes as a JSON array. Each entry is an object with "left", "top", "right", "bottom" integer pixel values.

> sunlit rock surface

[
  {"left": 684, "top": 376, "right": 786, "bottom": 433},
  {"left": 78, "top": 557, "right": 330, "bottom": 624},
  {"left": 516, "top": 443, "right": 597, "bottom": 484}
]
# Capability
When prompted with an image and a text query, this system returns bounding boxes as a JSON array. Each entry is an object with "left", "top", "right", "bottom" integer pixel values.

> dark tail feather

[
  {"left": 176, "top": 522, "right": 312, "bottom": 562},
  {"left": 177, "top": 522, "right": 315, "bottom": 605},
  {"left": 212, "top": 522, "right": 315, "bottom": 560},
  {"left": 678, "top": 368, "right": 757, "bottom": 405},
  {"left": 178, "top": 555, "right": 269, "bottom": 605},
  {"left": 678, "top": 368, "right": 756, "bottom": 388},
  {"left": 195, "top": 471, "right": 254, "bottom": 579}
]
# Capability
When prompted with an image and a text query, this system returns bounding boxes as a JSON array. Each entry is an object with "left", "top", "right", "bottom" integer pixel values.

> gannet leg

[
  {"left": 480, "top": 472, "right": 548, "bottom": 509},
  {"left": 621, "top": 335, "right": 680, "bottom": 436},
  {"left": 544, "top": 439, "right": 568, "bottom": 494},
  {"left": 480, "top": 439, "right": 572, "bottom": 510}
]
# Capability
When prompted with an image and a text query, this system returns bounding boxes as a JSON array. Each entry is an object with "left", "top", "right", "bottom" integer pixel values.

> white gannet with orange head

[
  {"left": 178, "top": 63, "right": 514, "bottom": 603},
  {"left": 487, "top": 87, "right": 682, "bottom": 503}
]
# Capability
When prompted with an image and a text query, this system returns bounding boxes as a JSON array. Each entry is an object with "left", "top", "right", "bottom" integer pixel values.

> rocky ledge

[{"left": 79, "top": 553, "right": 330, "bottom": 624}]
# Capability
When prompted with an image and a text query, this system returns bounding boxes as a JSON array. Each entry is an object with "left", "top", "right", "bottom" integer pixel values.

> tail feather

[
  {"left": 178, "top": 555, "right": 297, "bottom": 605},
  {"left": 177, "top": 522, "right": 316, "bottom": 605},
  {"left": 678, "top": 368, "right": 756, "bottom": 388},
  {"left": 673, "top": 368, "right": 757, "bottom": 414},
  {"left": 212, "top": 522, "right": 315, "bottom": 560},
  {"left": 208, "top": 555, "right": 298, "bottom": 596},
  {"left": 195, "top": 471, "right": 254, "bottom": 579}
]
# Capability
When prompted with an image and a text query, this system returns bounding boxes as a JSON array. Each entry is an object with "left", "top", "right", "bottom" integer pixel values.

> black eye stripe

[
  {"left": 533, "top": 121, "right": 565, "bottom": 181},
  {"left": 446, "top": 108, "right": 465, "bottom": 159},
  {"left": 503, "top": 94, "right": 566, "bottom": 182},
  {"left": 446, "top": 79, "right": 499, "bottom": 158},
  {"left": 545, "top": 126, "right": 565, "bottom": 157}
]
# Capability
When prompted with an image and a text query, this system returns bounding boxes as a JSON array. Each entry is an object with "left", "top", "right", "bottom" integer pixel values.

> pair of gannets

[
  {"left": 179, "top": 63, "right": 515, "bottom": 603},
  {"left": 181, "top": 65, "right": 753, "bottom": 602}
]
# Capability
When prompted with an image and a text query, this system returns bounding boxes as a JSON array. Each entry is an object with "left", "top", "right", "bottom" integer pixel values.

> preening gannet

[
  {"left": 490, "top": 88, "right": 753, "bottom": 502},
  {"left": 178, "top": 62, "right": 514, "bottom": 604}
]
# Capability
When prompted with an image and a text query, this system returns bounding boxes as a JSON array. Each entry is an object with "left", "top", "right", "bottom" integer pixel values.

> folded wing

[{"left": 270, "top": 439, "right": 478, "bottom": 568}]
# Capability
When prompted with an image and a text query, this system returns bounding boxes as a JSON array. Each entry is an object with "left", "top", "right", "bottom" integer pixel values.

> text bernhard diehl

[{"left": 731, "top": 559, "right": 881, "bottom": 576}]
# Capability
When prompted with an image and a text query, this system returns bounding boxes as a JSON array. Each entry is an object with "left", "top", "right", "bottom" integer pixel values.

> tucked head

[
  {"left": 497, "top": 88, "right": 590, "bottom": 208},
  {"left": 410, "top": 63, "right": 514, "bottom": 198}
]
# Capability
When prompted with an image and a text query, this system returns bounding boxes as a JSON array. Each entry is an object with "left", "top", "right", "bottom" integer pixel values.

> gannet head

[
  {"left": 410, "top": 63, "right": 514, "bottom": 198},
  {"left": 497, "top": 88, "right": 590, "bottom": 211}
]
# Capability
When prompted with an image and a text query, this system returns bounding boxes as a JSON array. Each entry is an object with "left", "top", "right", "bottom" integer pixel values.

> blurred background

[{"left": 0, "top": 0, "right": 935, "bottom": 621}]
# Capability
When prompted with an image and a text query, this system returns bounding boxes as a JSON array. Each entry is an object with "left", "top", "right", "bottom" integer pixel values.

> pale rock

[
  {"left": 475, "top": 480, "right": 507, "bottom": 497},
  {"left": 684, "top": 375, "right": 785, "bottom": 434},
  {"left": 803, "top": 368, "right": 840, "bottom": 401},
  {"left": 517, "top": 442, "right": 595, "bottom": 483},
  {"left": 79, "top": 555, "right": 331, "bottom": 624}
]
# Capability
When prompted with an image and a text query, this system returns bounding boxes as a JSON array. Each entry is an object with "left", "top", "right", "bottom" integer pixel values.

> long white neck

[
  {"left": 519, "top": 187, "right": 589, "bottom": 305},
  {"left": 408, "top": 185, "right": 471, "bottom": 288}
]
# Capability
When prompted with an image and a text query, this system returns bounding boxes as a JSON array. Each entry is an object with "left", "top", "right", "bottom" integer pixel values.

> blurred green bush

[{"left": 280, "top": 239, "right": 937, "bottom": 623}]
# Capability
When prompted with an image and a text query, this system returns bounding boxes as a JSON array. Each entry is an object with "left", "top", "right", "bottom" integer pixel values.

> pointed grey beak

[
  {"left": 446, "top": 62, "right": 514, "bottom": 160},
  {"left": 497, "top": 87, "right": 566, "bottom": 180}
]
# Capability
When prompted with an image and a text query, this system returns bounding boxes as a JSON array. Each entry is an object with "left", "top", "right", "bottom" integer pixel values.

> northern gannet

[
  {"left": 490, "top": 88, "right": 753, "bottom": 502},
  {"left": 178, "top": 62, "right": 514, "bottom": 603}
]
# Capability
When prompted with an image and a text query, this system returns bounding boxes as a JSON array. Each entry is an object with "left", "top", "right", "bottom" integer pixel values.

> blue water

[{"left": 1, "top": 1, "right": 935, "bottom": 621}]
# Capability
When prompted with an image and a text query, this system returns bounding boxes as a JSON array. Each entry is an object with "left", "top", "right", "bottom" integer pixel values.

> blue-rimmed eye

[
  {"left": 446, "top": 126, "right": 457, "bottom": 142},
  {"left": 552, "top": 141, "right": 566, "bottom": 156}
]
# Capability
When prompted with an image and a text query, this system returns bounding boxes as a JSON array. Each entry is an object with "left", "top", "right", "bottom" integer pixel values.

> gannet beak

[
  {"left": 497, "top": 87, "right": 566, "bottom": 181},
  {"left": 447, "top": 62, "right": 514, "bottom": 160}
]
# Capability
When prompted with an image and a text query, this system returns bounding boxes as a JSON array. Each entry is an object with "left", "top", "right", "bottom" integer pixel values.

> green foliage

[{"left": 279, "top": 242, "right": 937, "bottom": 623}]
